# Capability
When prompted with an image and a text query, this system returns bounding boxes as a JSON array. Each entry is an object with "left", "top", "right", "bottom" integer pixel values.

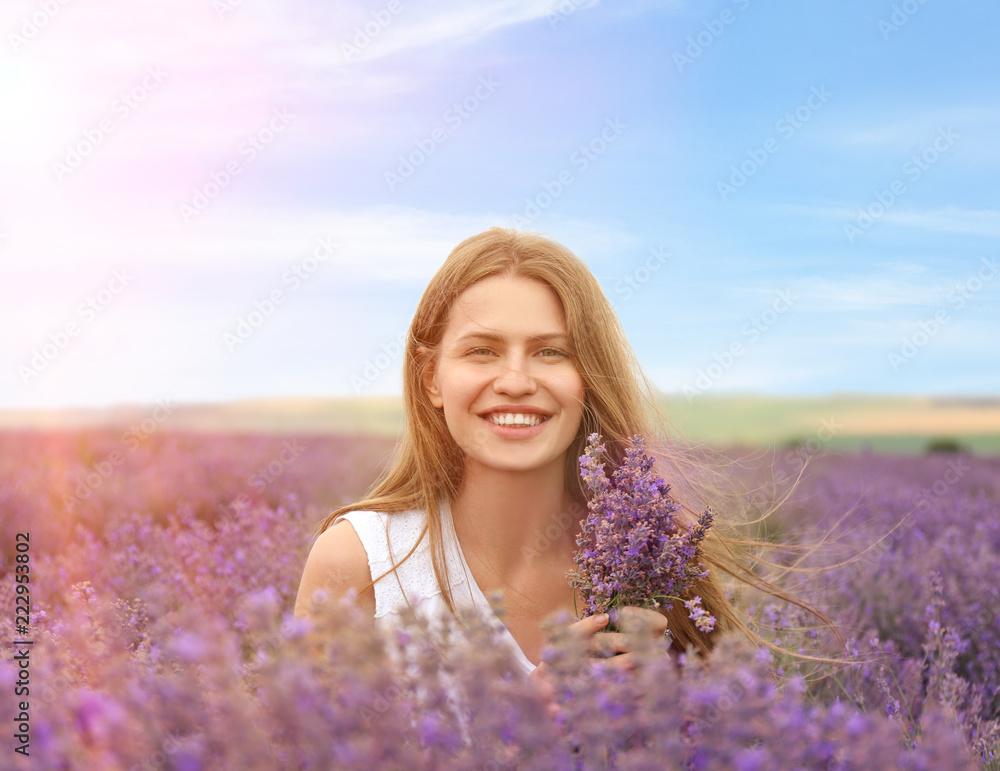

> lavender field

[{"left": 1, "top": 429, "right": 998, "bottom": 769}]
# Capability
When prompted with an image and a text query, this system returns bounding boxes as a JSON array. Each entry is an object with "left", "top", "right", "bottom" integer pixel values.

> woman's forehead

[{"left": 444, "top": 276, "right": 567, "bottom": 336}]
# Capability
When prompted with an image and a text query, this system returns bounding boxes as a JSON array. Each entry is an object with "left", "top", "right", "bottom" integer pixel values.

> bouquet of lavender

[{"left": 568, "top": 432, "right": 716, "bottom": 634}]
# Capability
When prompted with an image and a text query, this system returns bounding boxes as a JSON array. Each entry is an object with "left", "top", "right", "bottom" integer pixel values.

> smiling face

[{"left": 424, "top": 274, "right": 586, "bottom": 478}]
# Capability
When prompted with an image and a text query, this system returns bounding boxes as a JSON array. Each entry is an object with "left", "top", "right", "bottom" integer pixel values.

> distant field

[
  {"left": 661, "top": 393, "right": 1000, "bottom": 454},
  {"left": 1, "top": 393, "right": 998, "bottom": 454}
]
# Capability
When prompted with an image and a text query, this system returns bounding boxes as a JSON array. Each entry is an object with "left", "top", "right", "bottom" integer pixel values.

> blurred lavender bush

[{"left": 0, "top": 431, "right": 996, "bottom": 769}]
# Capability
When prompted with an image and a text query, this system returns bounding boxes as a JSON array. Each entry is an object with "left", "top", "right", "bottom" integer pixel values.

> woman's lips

[{"left": 479, "top": 413, "right": 551, "bottom": 438}]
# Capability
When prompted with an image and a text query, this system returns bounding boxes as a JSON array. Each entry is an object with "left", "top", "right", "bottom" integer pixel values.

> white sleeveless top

[{"left": 338, "top": 499, "right": 537, "bottom": 676}]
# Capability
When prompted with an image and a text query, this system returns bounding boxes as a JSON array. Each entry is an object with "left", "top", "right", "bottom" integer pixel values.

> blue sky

[{"left": 1, "top": 0, "right": 998, "bottom": 409}]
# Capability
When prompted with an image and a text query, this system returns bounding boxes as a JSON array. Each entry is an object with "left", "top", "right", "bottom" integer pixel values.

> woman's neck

[{"left": 449, "top": 460, "right": 581, "bottom": 578}]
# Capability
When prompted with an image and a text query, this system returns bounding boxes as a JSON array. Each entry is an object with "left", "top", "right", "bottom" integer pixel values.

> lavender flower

[
  {"left": 568, "top": 432, "right": 716, "bottom": 632},
  {"left": 685, "top": 596, "right": 717, "bottom": 634},
  {"left": 1, "top": 426, "right": 997, "bottom": 766}
]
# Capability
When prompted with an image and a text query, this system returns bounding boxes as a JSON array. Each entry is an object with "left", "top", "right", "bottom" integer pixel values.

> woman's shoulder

[{"left": 294, "top": 516, "right": 377, "bottom": 620}]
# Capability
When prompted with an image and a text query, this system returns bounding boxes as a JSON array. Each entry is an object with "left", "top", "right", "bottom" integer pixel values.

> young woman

[{"left": 294, "top": 227, "right": 818, "bottom": 684}]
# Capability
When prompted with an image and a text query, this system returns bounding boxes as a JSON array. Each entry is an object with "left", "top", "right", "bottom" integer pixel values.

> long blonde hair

[{"left": 317, "top": 226, "right": 836, "bottom": 655}]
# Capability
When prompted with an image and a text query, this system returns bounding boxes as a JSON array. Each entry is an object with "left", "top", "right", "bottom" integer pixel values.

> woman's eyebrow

[{"left": 454, "top": 331, "right": 569, "bottom": 344}]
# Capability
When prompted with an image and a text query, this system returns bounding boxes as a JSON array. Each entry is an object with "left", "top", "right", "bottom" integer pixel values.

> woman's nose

[{"left": 493, "top": 354, "right": 536, "bottom": 394}]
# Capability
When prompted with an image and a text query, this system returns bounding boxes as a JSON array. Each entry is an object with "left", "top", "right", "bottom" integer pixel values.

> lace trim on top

[
  {"left": 337, "top": 501, "right": 536, "bottom": 674},
  {"left": 337, "top": 503, "right": 476, "bottom": 618}
]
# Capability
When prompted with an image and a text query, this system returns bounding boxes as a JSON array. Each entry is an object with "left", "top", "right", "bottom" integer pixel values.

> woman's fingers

[
  {"left": 589, "top": 630, "right": 625, "bottom": 658},
  {"left": 564, "top": 608, "right": 669, "bottom": 665},
  {"left": 586, "top": 641, "right": 637, "bottom": 671},
  {"left": 615, "top": 606, "right": 669, "bottom": 638},
  {"left": 591, "top": 651, "right": 635, "bottom": 670},
  {"left": 528, "top": 661, "right": 554, "bottom": 694},
  {"left": 565, "top": 613, "right": 633, "bottom": 659},
  {"left": 563, "top": 612, "right": 609, "bottom": 641},
  {"left": 581, "top": 612, "right": 610, "bottom": 633},
  {"left": 528, "top": 663, "right": 569, "bottom": 725}
]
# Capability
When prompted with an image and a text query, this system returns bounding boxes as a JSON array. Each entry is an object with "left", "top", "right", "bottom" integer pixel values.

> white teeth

[{"left": 486, "top": 412, "right": 546, "bottom": 427}]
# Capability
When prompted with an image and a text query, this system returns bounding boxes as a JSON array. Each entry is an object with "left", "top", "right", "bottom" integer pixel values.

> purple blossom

[
  {"left": 569, "top": 433, "right": 716, "bottom": 632},
  {"left": 685, "top": 595, "right": 717, "bottom": 634},
  {"left": 0, "top": 428, "right": 995, "bottom": 767}
]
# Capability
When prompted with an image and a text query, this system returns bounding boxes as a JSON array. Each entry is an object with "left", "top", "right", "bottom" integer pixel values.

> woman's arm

[{"left": 293, "top": 519, "right": 377, "bottom": 623}]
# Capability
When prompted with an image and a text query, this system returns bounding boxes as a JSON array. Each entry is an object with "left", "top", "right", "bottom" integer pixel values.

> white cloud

[
  {"left": 787, "top": 271, "right": 947, "bottom": 312},
  {"left": 0, "top": 201, "right": 634, "bottom": 408},
  {"left": 816, "top": 105, "right": 1000, "bottom": 151},
  {"left": 776, "top": 202, "right": 1000, "bottom": 238},
  {"left": 329, "top": 0, "right": 587, "bottom": 63},
  {"left": 879, "top": 207, "right": 1000, "bottom": 237}
]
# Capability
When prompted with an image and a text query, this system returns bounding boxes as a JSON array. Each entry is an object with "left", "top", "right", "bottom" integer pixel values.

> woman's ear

[
  {"left": 418, "top": 346, "right": 444, "bottom": 409},
  {"left": 425, "top": 374, "right": 443, "bottom": 410}
]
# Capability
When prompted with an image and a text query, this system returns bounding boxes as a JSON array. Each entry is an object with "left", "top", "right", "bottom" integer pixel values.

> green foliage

[{"left": 925, "top": 437, "right": 968, "bottom": 454}]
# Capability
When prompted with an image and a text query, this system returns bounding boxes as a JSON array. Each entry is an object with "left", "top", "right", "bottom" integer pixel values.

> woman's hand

[
  {"left": 529, "top": 609, "right": 671, "bottom": 750},
  {"left": 528, "top": 613, "right": 616, "bottom": 724},
  {"left": 587, "top": 606, "right": 671, "bottom": 669}
]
